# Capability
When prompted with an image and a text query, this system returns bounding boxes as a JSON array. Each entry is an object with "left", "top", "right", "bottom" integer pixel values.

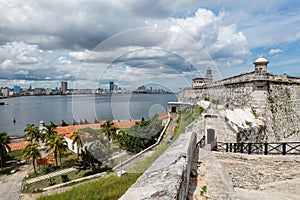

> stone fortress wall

[
  {"left": 180, "top": 57, "right": 300, "bottom": 142},
  {"left": 120, "top": 116, "right": 202, "bottom": 199}
]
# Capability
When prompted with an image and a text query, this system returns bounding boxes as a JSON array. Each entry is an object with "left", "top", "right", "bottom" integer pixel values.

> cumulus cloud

[
  {"left": 69, "top": 8, "right": 248, "bottom": 89},
  {"left": 0, "top": 0, "right": 299, "bottom": 88},
  {"left": 2, "top": 59, "right": 15, "bottom": 69},
  {"left": 269, "top": 48, "right": 283, "bottom": 55}
]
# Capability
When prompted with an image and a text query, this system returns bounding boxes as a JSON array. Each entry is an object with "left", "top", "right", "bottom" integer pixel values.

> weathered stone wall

[
  {"left": 119, "top": 117, "right": 202, "bottom": 200},
  {"left": 265, "top": 83, "right": 300, "bottom": 141},
  {"left": 180, "top": 80, "right": 300, "bottom": 143}
]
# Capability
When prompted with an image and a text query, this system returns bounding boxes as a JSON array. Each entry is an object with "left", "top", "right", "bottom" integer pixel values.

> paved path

[
  {"left": 25, "top": 167, "right": 76, "bottom": 184},
  {"left": 188, "top": 147, "right": 237, "bottom": 200},
  {"left": 0, "top": 164, "right": 32, "bottom": 200}
]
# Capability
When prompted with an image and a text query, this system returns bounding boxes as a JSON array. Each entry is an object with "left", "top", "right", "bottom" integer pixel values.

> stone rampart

[
  {"left": 119, "top": 117, "right": 202, "bottom": 200},
  {"left": 180, "top": 78, "right": 300, "bottom": 142}
]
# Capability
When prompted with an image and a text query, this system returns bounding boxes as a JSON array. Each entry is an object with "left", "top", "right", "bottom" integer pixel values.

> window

[{"left": 171, "top": 106, "right": 177, "bottom": 113}]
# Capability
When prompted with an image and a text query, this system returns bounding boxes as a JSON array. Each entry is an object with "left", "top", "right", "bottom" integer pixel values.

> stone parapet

[{"left": 119, "top": 117, "right": 201, "bottom": 200}]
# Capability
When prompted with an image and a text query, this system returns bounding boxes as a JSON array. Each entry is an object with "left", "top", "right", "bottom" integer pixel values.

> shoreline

[{"left": 1, "top": 94, "right": 177, "bottom": 136}]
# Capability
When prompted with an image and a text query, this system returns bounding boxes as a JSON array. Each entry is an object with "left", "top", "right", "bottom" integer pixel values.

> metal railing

[{"left": 216, "top": 142, "right": 300, "bottom": 155}]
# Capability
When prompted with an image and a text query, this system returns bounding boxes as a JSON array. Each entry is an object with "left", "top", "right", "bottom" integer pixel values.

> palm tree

[
  {"left": 43, "top": 124, "right": 57, "bottom": 142},
  {"left": 24, "top": 124, "right": 40, "bottom": 142},
  {"left": 0, "top": 132, "right": 11, "bottom": 168},
  {"left": 71, "top": 131, "right": 83, "bottom": 158},
  {"left": 46, "top": 134, "right": 68, "bottom": 167},
  {"left": 22, "top": 142, "right": 41, "bottom": 174},
  {"left": 117, "top": 130, "right": 127, "bottom": 146},
  {"left": 101, "top": 120, "right": 116, "bottom": 141}
]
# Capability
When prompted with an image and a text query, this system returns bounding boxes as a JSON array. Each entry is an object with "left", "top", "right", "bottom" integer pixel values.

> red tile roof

[
  {"left": 8, "top": 141, "right": 29, "bottom": 151},
  {"left": 37, "top": 156, "right": 54, "bottom": 166},
  {"left": 158, "top": 113, "right": 169, "bottom": 120},
  {"left": 113, "top": 121, "right": 138, "bottom": 129},
  {"left": 76, "top": 124, "right": 101, "bottom": 130},
  {"left": 55, "top": 115, "right": 169, "bottom": 140}
]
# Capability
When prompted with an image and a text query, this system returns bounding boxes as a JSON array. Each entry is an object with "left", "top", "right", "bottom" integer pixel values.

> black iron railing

[{"left": 216, "top": 142, "right": 300, "bottom": 155}]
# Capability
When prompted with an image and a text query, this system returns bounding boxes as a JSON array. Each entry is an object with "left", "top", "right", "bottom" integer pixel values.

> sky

[{"left": 0, "top": 0, "right": 300, "bottom": 92}]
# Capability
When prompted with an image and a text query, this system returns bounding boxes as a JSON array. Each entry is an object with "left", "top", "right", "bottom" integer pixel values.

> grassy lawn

[
  {"left": 173, "top": 105, "right": 204, "bottom": 140},
  {"left": 8, "top": 150, "right": 23, "bottom": 160},
  {"left": 37, "top": 173, "right": 141, "bottom": 200}
]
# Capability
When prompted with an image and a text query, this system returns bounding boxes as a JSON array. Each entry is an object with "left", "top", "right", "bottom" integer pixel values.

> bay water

[{"left": 0, "top": 93, "right": 177, "bottom": 136}]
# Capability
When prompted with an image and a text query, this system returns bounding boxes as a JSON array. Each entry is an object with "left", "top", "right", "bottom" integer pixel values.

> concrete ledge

[{"left": 120, "top": 118, "right": 201, "bottom": 200}]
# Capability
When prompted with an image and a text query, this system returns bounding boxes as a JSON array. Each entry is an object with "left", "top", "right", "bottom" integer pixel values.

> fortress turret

[
  {"left": 205, "top": 67, "right": 213, "bottom": 83},
  {"left": 254, "top": 56, "right": 269, "bottom": 75}
]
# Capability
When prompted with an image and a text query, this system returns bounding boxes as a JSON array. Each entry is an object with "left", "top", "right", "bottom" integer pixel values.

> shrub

[{"left": 61, "top": 174, "right": 70, "bottom": 183}]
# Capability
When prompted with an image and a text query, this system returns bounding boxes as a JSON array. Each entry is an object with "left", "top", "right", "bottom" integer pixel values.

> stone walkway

[
  {"left": 188, "top": 147, "right": 237, "bottom": 200},
  {"left": 25, "top": 167, "right": 76, "bottom": 184},
  {"left": 214, "top": 152, "right": 300, "bottom": 200},
  {"left": 188, "top": 150, "right": 300, "bottom": 200}
]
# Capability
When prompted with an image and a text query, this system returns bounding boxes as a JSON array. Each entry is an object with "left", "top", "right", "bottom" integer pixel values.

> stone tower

[
  {"left": 205, "top": 67, "right": 213, "bottom": 83},
  {"left": 254, "top": 56, "right": 269, "bottom": 75}
]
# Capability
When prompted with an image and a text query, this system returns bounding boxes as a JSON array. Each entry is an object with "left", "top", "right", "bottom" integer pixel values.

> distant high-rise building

[
  {"left": 13, "top": 85, "right": 21, "bottom": 95},
  {"left": 109, "top": 81, "right": 114, "bottom": 92},
  {"left": 61, "top": 81, "right": 68, "bottom": 94},
  {"left": 1, "top": 88, "right": 9, "bottom": 97}
]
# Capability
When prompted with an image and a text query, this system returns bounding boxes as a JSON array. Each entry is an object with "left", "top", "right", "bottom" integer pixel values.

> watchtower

[{"left": 254, "top": 56, "right": 269, "bottom": 75}]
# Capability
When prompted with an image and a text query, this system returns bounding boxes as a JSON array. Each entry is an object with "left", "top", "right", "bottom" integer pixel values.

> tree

[
  {"left": 24, "top": 124, "right": 40, "bottom": 142},
  {"left": 46, "top": 134, "right": 68, "bottom": 167},
  {"left": 75, "top": 147, "right": 103, "bottom": 172},
  {"left": 43, "top": 124, "right": 57, "bottom": 142},
  {"left": 117, "top": 130, "right": 127, "bottom": 147},
  {"left": 71, "top": 131, "right": 83, "bottom": 158},
  {"left": 0, "top": 132, "right": 11, "bottom": 168},
  {"left": 121, "top": 116, "right": 163, "bottom": 153},
  {"left": 101, "top": 120, "right": 116, "bottom": 141},
  {"left": 22, "top": 142, "right": 41, "bottom": 174}
]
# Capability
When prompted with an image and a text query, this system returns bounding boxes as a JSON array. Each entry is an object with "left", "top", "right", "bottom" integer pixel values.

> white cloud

[
  {"left": 0, "top": 1, "right": 299, "bottom": 88},
  {"left": 69, "top": 50, "right": 91, "bottom": 61},
  {"left": 269, "top": 48, "right": 283, "bottom": 55},
  {"left": 16, "top": 55, "right": 38, "bottom": 64},
  {"left": 15, "top": 70, "right": 29, "bottom": 75},
  {"left": 2, "top": 59, "right": 15, "bottom": 69}
]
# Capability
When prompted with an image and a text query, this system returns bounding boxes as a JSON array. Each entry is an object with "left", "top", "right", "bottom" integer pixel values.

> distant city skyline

[
  {"left": 0, "top": 81, "right": 174, "bottom": 97},
  {"left": 0, "top": 1, "right": 300, "bottom": 92}
]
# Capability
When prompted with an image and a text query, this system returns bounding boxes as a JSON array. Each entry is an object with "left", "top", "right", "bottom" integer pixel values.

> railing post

[
  {"left": 248, "top": 143, "right": 252, "bottom": 154},
  {"left": 226, "top": 143, "right": 229, "bottom": 152},
  {"left": 234, "top": 143, "right": 237, "bottom": 153},
  {"left": 264, "top": 143, "right": 268, "bottom": 155},
  {"left": 240, "top": 143, "right": 244, "bottom": 153},
  {"left": 282, "top": 143, "right": 286, "bottom": 155}
]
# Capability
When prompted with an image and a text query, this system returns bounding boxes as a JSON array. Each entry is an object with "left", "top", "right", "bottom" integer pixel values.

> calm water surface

[{"left": 0, "top": 94, "right": 177, "bottom": 136}]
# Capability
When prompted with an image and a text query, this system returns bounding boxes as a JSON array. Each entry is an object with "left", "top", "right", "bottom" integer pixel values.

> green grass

[
  {"left": 37, "top": 173, "right": 141, "bottom": 200},
  {"left": 8, "top": 150, "right": 23, "bottom": 160},
  {"left": 127, "top": 143, "right": 170, "bottom": 173},
  {"left": 173, "top": 105, "right": 204, "bottom": 140}
]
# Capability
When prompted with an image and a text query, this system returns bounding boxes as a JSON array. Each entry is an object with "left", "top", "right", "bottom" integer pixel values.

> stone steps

[{"left": 25, "top": 167, "right": 76, "bottom": 184}]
